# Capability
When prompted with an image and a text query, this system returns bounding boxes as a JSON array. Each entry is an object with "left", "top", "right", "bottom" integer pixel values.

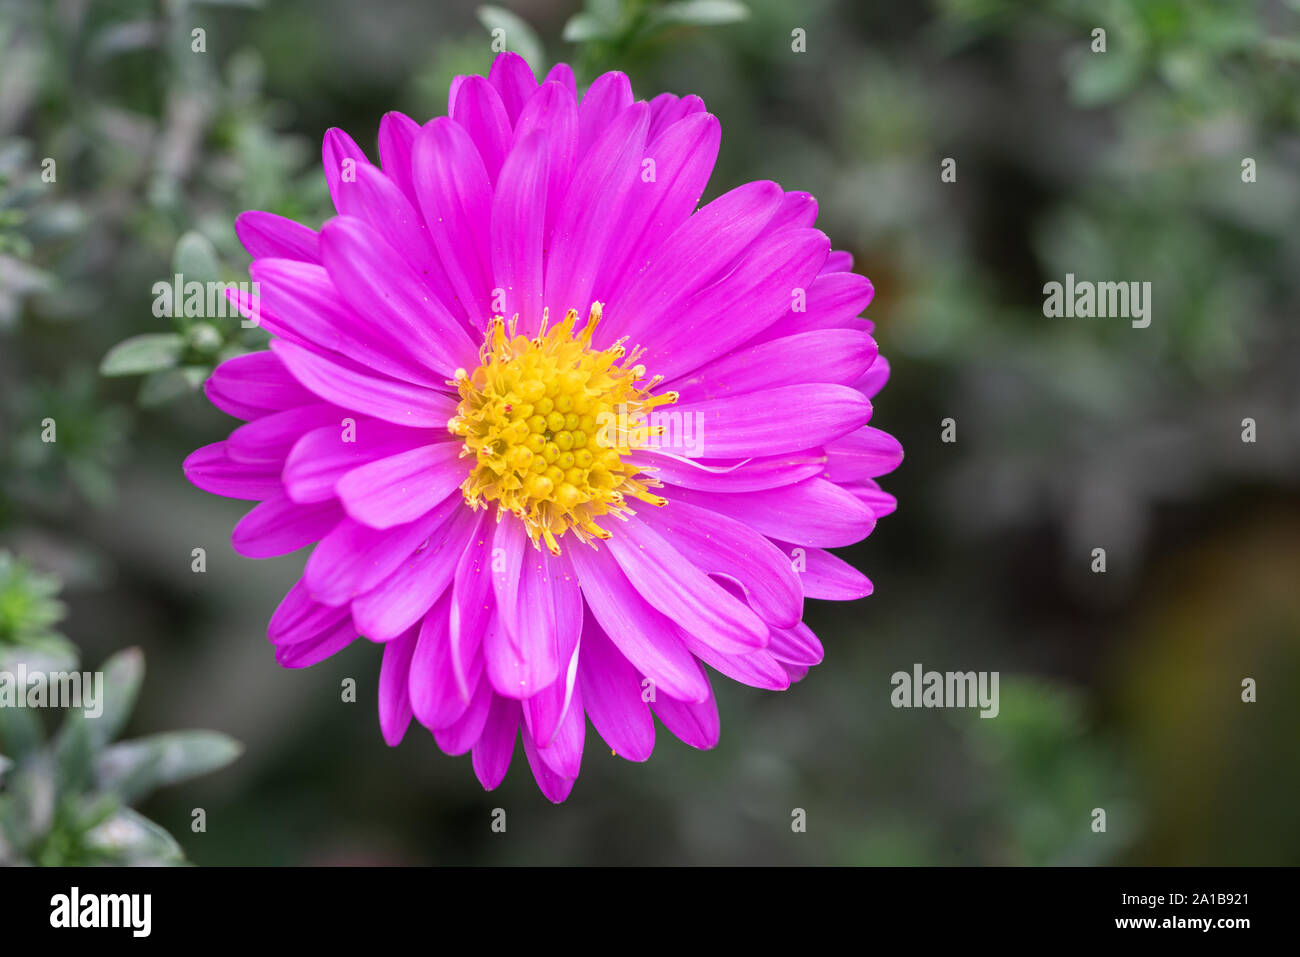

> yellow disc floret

[{"left": 448, "top": 303, "right": 677, "bottom": 555}]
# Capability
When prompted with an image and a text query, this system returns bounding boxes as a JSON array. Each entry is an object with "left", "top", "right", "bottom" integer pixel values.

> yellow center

[{"left": 448, "top": 303, "right": 677, "bottom": 555}]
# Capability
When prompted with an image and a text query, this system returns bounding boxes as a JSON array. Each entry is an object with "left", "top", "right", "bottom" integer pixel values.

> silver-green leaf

[{"left": 100, "top": 333, "right": 185, "bottom": 376}]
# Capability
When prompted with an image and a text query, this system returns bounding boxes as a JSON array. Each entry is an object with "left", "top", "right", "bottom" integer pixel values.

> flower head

[{"left": 185, "top": 53, "right": 903, "bottom": 802}]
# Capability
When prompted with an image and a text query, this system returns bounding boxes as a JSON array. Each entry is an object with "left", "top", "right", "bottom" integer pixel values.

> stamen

[{"left": 449, "top": 302, "right": 669, "bottom": 554}]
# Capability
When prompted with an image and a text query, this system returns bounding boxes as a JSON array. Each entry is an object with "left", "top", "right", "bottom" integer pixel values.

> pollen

[{"left": 448, "top": 303, "right": 677, "bottom": 555}]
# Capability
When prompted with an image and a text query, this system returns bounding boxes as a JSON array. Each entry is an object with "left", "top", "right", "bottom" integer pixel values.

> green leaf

[
  {"left": 138, "top": 365, "right": 208, "bottom": 406},
  {"left": 186, "top": 321, "right": 224, "bottom": 356},
  {"left": 73, "top": 791, "right": 121, "bottom": 834},
  {"left": 647, "top": 0, "right": 750, "bottom": 29},
  {"left": 83, "top": 808, "right": 185, "bottom": 865},
  {"left": 5, "top": 755, "right": 55, "bottom": 843},
  {"left": 100, "top": 333, "right": 184, "bottom": 376},
  {"left": 54, "top": 704, "right": 97, "bottom": 795},
  {"left": 1262, "top": 36, "right": 1300, "bottom": 63},
  {"left": 66, "top": 647, "right": 143, "bottom": 752},
  {"left": 562, "top": 12, "right": 611, "bottom": 43},
  {"left": 1069, "top": 46, "right": 1145, "bottom": 107},
  {"left": 54, "top": 648, "right": 145, "bottom": 784},
  {"left": 171, "top": 231, "right": 222, "bottom": 286},
  {"left": 477, "top": 6, "right": 546, "bottom": 75},
  {"left": 89, "top": 21, "right": 163, "bottom": 60},
  {"left": 0, "top": 703, "right": 45, "bottom": 761},
  {"left": 96, "top": 730, "right": 242, "bottom": 803},
  {"left": 0, "top": 633, "right": 78, "bottom": 668},
  {"left": 0, "top": 550, "right": 70, "bottom": 652}
]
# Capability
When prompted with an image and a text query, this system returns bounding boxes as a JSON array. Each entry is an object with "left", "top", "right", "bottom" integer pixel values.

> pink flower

[{"left": 185, "top": 53, "right": 902, "bottom": 801}]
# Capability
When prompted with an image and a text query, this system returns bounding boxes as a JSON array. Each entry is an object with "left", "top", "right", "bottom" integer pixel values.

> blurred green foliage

[
  {"left": 1, "top": 0, "right": 1296, "bottom": 864},
  {"left": 0, "top": 646, "right": 241, "bottom": 865},
  {"left": 0, "top": 549, "right": 75, "bottom": 671}
]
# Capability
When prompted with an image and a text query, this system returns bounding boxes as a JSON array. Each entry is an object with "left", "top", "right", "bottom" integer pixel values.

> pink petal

[
  {"left": 854, "top": 354, "right": 891, "bottom": 399},
  {"left": 322, "top": 127, "right": 371, "bottom": 213},
  {"left": 485, "top": 518, "right": 564, "bottom": 697},
  {"left": 528, "top": 675, "right": 585, "bottom": 779},
  {"left": 411, "top": 590, "right": 483, "bottom": 731},
  {"left": 282, "top": 419, "right": 432, "bottom": 504},
  {"left": 377, "top": 111, "right": 422, "bottom": 208},
  {"left": 600, "top": 111, "right": 721, "bottom": 308},
  {"left": 432, "top": 669, "right": 494, "bottom": 755},
  {"left": 680, "top": 634, "right": 791, "bottom": 691},
  {"left": 324, "top": 149, "right": 463, "bottom": 319},
  {"left": 647, "top": 92, "right": 706, "bottom": 141},
  {"left": 302, "top": 497, "right": 460, "bottom": 605},
  {"left": 449, "top": 511, "right": 493, "bottom": 702},
  {"left": 578, "top": 617, "right": 655, "bottom": 762},
  {"left": 235, "top": 210, "right": 320, "bottom": 263},
  {"left": 510, "top": 81, "right": 577, "bottom": 243},
  {"left": 231, "top": 494, "right": 343, "bottom": 559},
  {"left": 275, "top": 616, "right": 357, "bottom": 669},
  {"left": 822, "top": 250, "right": 853, "bottom": 274},
  {"left": 652, "top": 677, "right": 720, "bottom": 750},
  {"left": 767, "top": 621, "right": 824, "bottom": 666},
  {"left": 522, "top": 651, "right": 578, "bottom": 752},
  {"left": 271, "top": 340, "right": 457, "bottom": 428},
  {"left": 447, "top": 74, "right": 466, "bottom": 115},
  {"left": 521, "top": 552, "right": 583, "bottom": 745},
  {"left": 490, "top": 129, "right": 549, "bottom": 330},
  {"left": 412, "top": 118, "right": 495, "bottom": 326},
  {"left": 350, "top": 505, "right": 476, "bottom": 640},
  {"left": 227, "top": 403, "right": 342, "bottom": 466},
  {"left": 521, "top": 719, "right": 575, "bottom": 803},
  {"left": 609, "top": 180, "right": 783, "bottom": 345},
  {"left": 672, "top": 384, "right": 870, "bottom": 459},
  {"left": 669, "top": 329, "right": 877, "bottom": 400},
  {"left": 606, "top": 514, "right": 769, "bottom": 654},
  {"left": 771, "top": 539, "right": 874, "bottom": 601},
  {"left": 824, "top": 426, "right": 904, "bottom": 481},
  {"left": 336, "top": 440, "right": 466, "bottom": 529},
  {"left": 635, "top": 451, "right": 824, "bottom": 493},
  {"left": 846, "top": 479, "right": 897, "bottom": 518},
  {"left": 269, "top": 579, "right": 350, "bottom": 644},
  {"left": 671, "top": 478, "right": 876, "bottom": 548},
  {"left": 319, "top": 216, "right": 477, "bottom": 378},
  {"left": 542, "top": 62, "right": 576, "bottom": 100},
  {"left": 471, "top": 692, "right": 519, "bottom": 790},
  {"left": 769, "top": 190, "right": 818, "bottom": 230},
  {"left": 645, "top": 499, "right": 802, "bottom": 628},
  {"left": 782, "top": 662, "right": 811, "bottom": 683},
  {"left": 568, "top": 544, "right": 710, "bottom": 703},
  {"left": 544, "top": 101, "right": 649, "bottom": 314},
  {"left": 184, "top": 442, "right": 282, "bottom": 500},
  {"left": 250, "top": 256, "right": 443, "bottom": 387},
  {"left": 487, "top": 51, "right": 536, "bottom": 124},
  {"left": 751, "top": 272, "right": 875, "bottom": 343},
  {"left": 205, "top": 350, "right": 316, "bottom": 421},
  {"left": 452, "top": 75, "right": 513, "bottom": 184},
  {"left": 577, "top": 70, "right": 632, "bottom": 155},
  {"left": 378, "top": 625, "right": 418, "bottom": 745},
  {"left": 646, "top": 227, "right": 832, "bottom": 380}
]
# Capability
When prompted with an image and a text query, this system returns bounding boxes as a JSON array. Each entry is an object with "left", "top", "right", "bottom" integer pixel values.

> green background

[{"left": 2, "top": 0, "right": 1299, "bottom": 864}]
